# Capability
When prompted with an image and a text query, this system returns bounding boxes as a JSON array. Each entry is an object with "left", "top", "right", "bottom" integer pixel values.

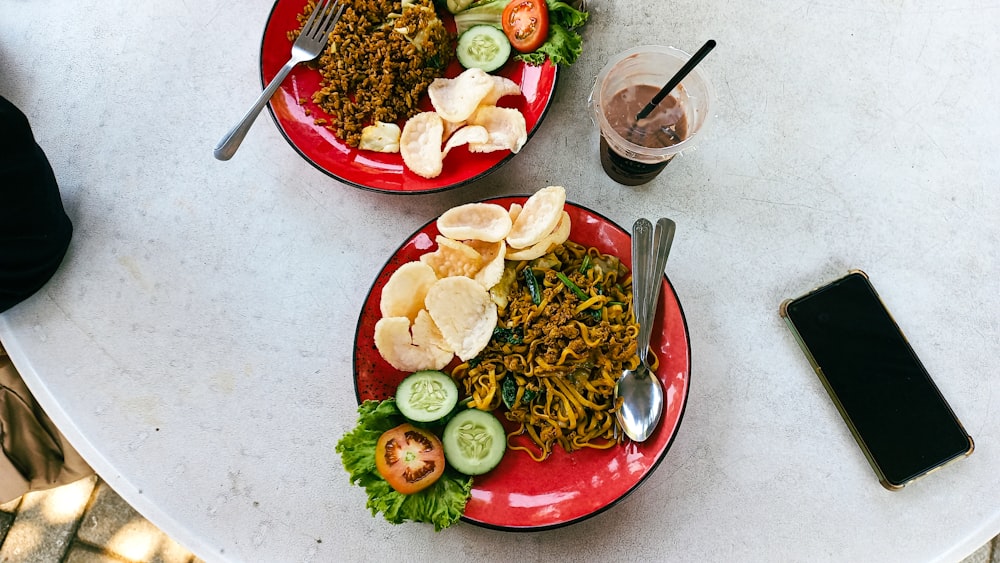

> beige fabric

[{"left": 0, "top": 342, "right": 93, "bottom": 503}]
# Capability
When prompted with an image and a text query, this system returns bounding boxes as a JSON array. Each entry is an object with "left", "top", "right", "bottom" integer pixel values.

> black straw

[{"left": 635, "top": 39, "right": 717, "bottom": 121}]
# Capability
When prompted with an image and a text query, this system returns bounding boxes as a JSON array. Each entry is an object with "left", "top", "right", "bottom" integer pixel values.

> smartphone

[{"left": 780, "top": 270, "right": 973, "bottom": 490}]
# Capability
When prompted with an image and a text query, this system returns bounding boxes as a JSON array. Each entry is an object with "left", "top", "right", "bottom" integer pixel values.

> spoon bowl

[
  {"left": 616, "top": 364, "right": 664, "bottom": 442},
  {"left": 616, "top": 218, "right": 676, "bottom": 442}
]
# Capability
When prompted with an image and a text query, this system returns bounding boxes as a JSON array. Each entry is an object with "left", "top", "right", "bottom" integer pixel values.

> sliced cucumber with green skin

[
  {"left": 395, "top": 370, "right": 460, "bottom": 423},
  {"left": 456, "top": 25, "right": 511, "bottom": 72},
  {"left": 442, "top": 408, "right": 507, "bottom": 475}
]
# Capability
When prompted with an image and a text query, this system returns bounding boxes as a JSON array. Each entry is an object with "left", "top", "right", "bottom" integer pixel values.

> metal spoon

[{"left": 615, "top": 218, "right": 676, "bottom": 442}]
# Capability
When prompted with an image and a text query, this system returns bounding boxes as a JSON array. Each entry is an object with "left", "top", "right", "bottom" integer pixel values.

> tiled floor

[
  {"left": 967, "top": 539, "right": 1000, "bottom": 563},
  {"left": 0, "top": 476, "right": 200, "bottom": 563},
  {"left": 0, "top": 475, "right": 995, "bottom": 562}
]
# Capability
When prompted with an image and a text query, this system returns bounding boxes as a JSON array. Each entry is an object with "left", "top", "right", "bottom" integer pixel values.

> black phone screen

[{"left": 783, "top": 272, "right": 972, "bottom": 488}]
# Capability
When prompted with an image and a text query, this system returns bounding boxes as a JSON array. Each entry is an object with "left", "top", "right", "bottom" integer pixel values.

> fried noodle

[{"left": 452, "top": 241, "right": 652, "bottom": 461}]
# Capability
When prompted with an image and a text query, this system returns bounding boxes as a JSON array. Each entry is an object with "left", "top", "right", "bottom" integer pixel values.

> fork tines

[{"left": 304, "top": 0, "right": 344, "bottom": 38}]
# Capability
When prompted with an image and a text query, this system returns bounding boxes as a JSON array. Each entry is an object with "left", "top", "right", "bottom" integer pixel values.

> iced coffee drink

[{"left": 590, "top": 46, "right": 713, "bottom": 186}]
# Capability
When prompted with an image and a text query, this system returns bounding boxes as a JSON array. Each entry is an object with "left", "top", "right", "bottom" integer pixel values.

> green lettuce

[
  {"left": 453, "top": 0, "right": 509, "bottom": 35},
  {"left": 335, "top": 399, "right": 473, "bottom": 531},
  {"left": 452, "top": 0, "right": 590, "bottom": 66},
  {"left": 518, "top": 0, "right": 589, "bottom": 66}
]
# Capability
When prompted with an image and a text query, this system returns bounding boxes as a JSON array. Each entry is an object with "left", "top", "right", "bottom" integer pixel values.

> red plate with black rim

[
  {"left": 260, "top": 0, "right": 558, "bottom": 194},
  {"left": 353, "top": 197, "right": 691, "bottom": 530}
]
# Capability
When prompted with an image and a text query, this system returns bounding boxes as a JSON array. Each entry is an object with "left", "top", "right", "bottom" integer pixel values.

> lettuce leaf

[
  {"left": 453, "top": 0, "right": 510, "bottom": 35},
  {"left": 548, "top": 0, "right": 588, "bottom": 29},
  {"left": 335, "top": 399, "right": 473, "bottom": 531},
  {"left": 514, "top": 0, "right": 588, "bottom": 66},
  {"left": 516, "top": 19, "right": 584, "bottom": 66}
]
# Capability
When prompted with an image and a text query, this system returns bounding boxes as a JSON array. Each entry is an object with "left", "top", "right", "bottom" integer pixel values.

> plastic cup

[{"left": 589, "top": 45, "right": 715, "bottom": 186}]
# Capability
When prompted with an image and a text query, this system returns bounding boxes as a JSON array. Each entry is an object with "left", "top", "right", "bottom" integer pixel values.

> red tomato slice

[
  {"left": 502, "top": 0, "right": 550, "bottom": 53},
  {"left": 374, "top": 423, "right": 446, "bottom": 494}
]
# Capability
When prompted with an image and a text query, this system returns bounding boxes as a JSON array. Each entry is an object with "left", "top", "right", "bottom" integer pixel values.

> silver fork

[{"left": 214, "top": 0, "right": 344, "bottom": 161}]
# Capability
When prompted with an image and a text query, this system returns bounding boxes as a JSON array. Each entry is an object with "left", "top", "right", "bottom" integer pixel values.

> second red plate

[{"left": 260, "top": 1, "right": 559, "bottom": 194}]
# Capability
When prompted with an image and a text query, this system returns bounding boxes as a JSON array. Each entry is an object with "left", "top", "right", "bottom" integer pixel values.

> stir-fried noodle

[{"left": 452, "top": 241, "right": 651, "bottom": 461}]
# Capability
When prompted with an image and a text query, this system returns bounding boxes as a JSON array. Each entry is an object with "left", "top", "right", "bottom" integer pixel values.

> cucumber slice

[
  {"left": 456, "top": 25, "right": 511, "bottom": 72},
  {"left": 395, "top": 370, "right": 460, "bottom": 423},
  {"left": 442, "top": 408, "right": 507, "bottom": 475}
]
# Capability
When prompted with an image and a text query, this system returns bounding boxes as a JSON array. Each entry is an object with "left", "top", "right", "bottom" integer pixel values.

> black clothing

[{"left": 0, "top": 95, "right": 73, "bottom": 312}]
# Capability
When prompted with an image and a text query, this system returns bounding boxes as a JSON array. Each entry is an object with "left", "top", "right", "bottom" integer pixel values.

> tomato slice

[
  {"left": 374, "top": 423, "right": 446, "bottom": 494},
  {"left": 502, "top": 0, "right": 549, "bottom": 53}
]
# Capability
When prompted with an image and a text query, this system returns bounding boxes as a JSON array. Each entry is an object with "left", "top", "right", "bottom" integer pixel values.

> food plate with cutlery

[
  {"left": 352, "top": 195, "right": 691, "bottom": 529},
  {"left": 259, "top": 0, "right": 558, "bottom": 194}
]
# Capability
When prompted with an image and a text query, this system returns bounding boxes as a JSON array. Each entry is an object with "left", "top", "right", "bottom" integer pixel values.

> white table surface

[{"left": 2, "top": 1, "right": 998, "bottom": 561}]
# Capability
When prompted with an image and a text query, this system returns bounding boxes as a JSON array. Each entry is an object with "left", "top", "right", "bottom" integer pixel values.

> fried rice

[{"left": 291, "top": 0, "right": 454, "bottom": 148}]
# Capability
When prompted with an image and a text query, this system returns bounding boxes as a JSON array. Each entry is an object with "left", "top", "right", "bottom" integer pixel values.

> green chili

[
  {"left": 556, "top": 271, "right": 589, "bottom": 301},
  {"left": 523, "top": 267, "right": 542, "bottom": 305}
]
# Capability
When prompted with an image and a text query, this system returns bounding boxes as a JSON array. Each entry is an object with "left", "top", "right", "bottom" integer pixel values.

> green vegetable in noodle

[
  {"left": 523, "top": 267, "right": 542, "bottom": 305},
  {"left": 501, "top": 376, "right": 517, "bottom": 409},
  {"left": 556, "top": 271, "right": 589, "bottom": 301},
  {"left": 335, "top": 399, "right": 472, "bottom": 531},
  {"left": 501, "top": 376, "right": 536, "bottom": 409},
  {"left": 530, "top": 252, "right": 561, "bottom": 271},
  {"left": 492, "top": 325, "right": 524, "bottom": 345},
  {"left": 578, "top": 253, "right": 591, "bottom": 274}
]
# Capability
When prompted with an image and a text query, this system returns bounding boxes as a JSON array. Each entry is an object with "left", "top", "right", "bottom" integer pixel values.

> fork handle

[{"left": 214, "top": 60, "right": 297, "bottom": 161}]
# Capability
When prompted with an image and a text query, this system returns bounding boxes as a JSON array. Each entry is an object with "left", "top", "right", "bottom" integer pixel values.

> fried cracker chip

[
  {"left": 442, "top": 119, "right": 467, "bottom": 142},
  {"left": 400, "top": 111, "right": 445, "bottom": 179},
  {"left": 508, "top": 202, "right": 523, "bottom": 224},
  {"left": 374, "top": 316, "right": 453, "bottom": 372},
  {"left": 427, "top": 67, "right": 495, "bottom": 122},
  {"left": 420, "top": 235, "right": 483, "bottom": 278},
  {"left": 424, "top": 276, "right": 497, "bottom": 361},
  {"left": 379, "top": 261, "right": 439, "bottom": 321},
  {"left": 467, "top": 106, "right": 528, "bottom": 154},
  {"left": 437, "top": 202, "right": 512, "bottom": 242},
  {"left": 504, "top": 211, "right": 571, "bottom": 261},
  {"left": 442, "top": 125, "right": 490, "bottom": 159},
  {"left": 466, "top": 239, "right": 506, "bottom": 289},
  {"left": 506, "top": 186, "right": 567, "bottom": 249},
  {"left": 412, "top": 309, "right": 452, "bottom": 355},
  {"left": 481, "top": 75, "right": 522, "bottom": 106}
]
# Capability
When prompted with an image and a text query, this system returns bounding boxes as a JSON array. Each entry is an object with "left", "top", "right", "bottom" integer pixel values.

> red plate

[
  {"left": 260, "top": 1, "right": 559, "bottom": 194},
  {"left": 353, "top": 197, "right": 691, "bottom": 530}
]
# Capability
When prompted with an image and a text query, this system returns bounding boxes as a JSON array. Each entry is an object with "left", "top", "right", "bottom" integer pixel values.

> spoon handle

[
  {"left": 643, "top": 218, "right": 676, "bottom": 367},
  {"left": 632, "top": 219, "right": 653, "bottom": 363}
]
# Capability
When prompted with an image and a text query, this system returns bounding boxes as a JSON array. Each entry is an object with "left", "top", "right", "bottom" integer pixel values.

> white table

[{"left": 2, "top": 1, "right": 998, "bottom": 561}]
